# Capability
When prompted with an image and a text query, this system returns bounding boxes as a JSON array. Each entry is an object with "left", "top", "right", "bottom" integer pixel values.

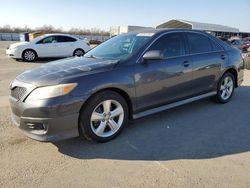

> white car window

[{"left": 37, "top": 36, "right": 57, "bottom": 44}]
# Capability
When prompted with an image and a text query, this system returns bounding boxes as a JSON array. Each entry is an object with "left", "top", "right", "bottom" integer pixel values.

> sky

[{"left": 0, "top": 0, "right": 250, "bottom": 32}]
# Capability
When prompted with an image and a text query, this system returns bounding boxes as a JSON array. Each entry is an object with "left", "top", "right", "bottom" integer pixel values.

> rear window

[
  {"left": 57, "top": 36, "right": 77, "bottom": 42},
  {"left": 210, "top": 39, "right": 224, "bottom": 51},
  {"left": 187, "top": 33, "right": 212, "bottom": 54}
]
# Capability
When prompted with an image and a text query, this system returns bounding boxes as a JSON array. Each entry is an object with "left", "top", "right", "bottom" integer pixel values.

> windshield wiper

[{"left": 84, "top": 55, "right": 120, "bottom": 61}]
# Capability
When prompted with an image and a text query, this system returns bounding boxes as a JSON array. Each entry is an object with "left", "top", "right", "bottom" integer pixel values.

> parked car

[
  {"left": 6, "top": 34, "right": 91, "bottom": 62},
  {"left": 243, "top": 41, "right": 250, "bottom": 52},
  {"left": 243, "top": 38, "right": 250, "bottom": 52},
  {"left": 243, "top": 37, "right": 250, "bottom": 43},
  {"left": 217, "top": 36, "right": 229, "bottom": 43},
  {"left": 9, "top": 29, "right": 244, "bottom": 142},
  {"left": 230, "top": 39, "right": 249, "bottom": 52},
  {"left": 89, "top": 39, "right": 102, "bottom": 45}
]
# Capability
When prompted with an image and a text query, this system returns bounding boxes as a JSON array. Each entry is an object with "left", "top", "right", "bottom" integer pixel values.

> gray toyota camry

[{"left": 9, "top": 29, "right": 244, "bottom": 142}]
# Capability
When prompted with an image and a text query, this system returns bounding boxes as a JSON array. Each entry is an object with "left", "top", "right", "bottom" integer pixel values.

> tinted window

[
  {"left": 149, "top": 33, "right": 185, "bottom": 58},
  {"left": 187, "top": 33, "right": 212, "bottom": 54},
  {"left": 210, "top": 39, "right": 224, "bottom": 51},
  {"left": 57, "top": 36, "right": 77, "bottom": 42},
  {"left": 37, "top": 36, "right": 57, "bottom": 44}
]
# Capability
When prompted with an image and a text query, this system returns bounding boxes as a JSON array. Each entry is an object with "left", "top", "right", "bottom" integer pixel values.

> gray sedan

[{"left": 9, "top": 29, "right": 244, "bottom": 142}]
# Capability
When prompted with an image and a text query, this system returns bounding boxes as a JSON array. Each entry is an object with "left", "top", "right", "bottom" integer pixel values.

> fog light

[{"left": 26, "top": 122, "right": 45, "bottom": 130}]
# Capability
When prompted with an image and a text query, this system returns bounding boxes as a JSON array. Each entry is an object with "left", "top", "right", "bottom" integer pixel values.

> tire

[
  {"left": 79, "top": 91, "right": 128, "bottom": 142},
  {"left": 213, "top": 72, "right": 235, "bottom": 104},
  {"left": 22, "top": 49, "right": 37, "bottom": 62},
  {"left": 73, "top": 49, "right": 85, "bottom": 57}
]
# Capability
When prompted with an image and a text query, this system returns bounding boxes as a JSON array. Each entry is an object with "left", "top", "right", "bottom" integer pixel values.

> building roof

[{"left": 157, "top": 19, "right": 239, "bottom": 33}]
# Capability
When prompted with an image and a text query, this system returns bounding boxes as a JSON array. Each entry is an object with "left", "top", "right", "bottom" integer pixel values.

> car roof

[
  {"left": 126, "top": 28, "right": 232, "bottom": 50},
  {"left": 42, "top": 33, "right": 77, "bottom": 38},
  {"left": 125, "top": 28, "right": 211, "bottom": 36}
]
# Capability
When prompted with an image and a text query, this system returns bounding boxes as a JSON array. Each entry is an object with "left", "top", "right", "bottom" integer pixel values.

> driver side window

[{"left": 149, "top": 33, "right": 185, "bottom": 58}]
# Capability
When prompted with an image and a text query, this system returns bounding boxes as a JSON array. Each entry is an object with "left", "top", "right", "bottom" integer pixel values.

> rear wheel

[
  {"left": 213, "top": 72, "right": 235, "bottom": 103},
  {"left": 79, "top": 91, "right": 128, "bottom": 142},
  {"left": 73, "top": 49, "right": 85, "bottom": 57},
  {"left": 22, "top": 49, "right": 37, "bottom": 62}
]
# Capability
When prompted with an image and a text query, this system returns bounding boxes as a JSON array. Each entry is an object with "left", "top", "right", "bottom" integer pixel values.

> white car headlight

[
  {"left": 26, "top": 83, "right": 77, "bottom": 101},
  {"left": 9, "top": 46, "right": 18, "bottom": 50}
]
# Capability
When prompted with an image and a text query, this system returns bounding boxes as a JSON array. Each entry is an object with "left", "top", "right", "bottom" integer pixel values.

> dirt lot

[{"left": 1, "top": 41, "right": 250, "bottom": 188}]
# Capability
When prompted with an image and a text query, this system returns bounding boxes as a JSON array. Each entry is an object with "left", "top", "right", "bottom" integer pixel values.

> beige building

[{"left": 110, "top": 26, "right": 153, "bottom": 37}]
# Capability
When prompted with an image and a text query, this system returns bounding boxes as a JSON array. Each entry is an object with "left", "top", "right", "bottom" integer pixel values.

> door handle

[
  {"left": 182, "top": 61, "right": 190, "bottom": 67},
  {"left": 220, "top": 54, "right": 226, "bottom": 60}
]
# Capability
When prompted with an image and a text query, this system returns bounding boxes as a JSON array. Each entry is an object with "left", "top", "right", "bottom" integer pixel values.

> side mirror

[{"left": 143, "top": 50, "right": 163, "bottom": 60}]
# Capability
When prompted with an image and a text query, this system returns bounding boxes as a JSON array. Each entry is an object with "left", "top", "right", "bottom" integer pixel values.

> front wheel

[
  {"left": 22, "top": 50, "right": 37, "bottom": 62},
  {"left": 79, "top": 91, "right": 128, "bottom": 142},
  {"left": 213, "top": 72, "right": 235, "bottom": 103}
]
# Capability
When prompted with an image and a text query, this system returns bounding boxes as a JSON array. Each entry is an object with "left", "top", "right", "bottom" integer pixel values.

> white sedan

[{"left": 6, "top": 34, "right": 91, "bottom": 62}]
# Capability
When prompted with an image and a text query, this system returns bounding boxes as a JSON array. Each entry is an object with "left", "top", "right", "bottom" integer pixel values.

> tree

[{"left": 0, "top": 25, "right": 109, "bottom": 36}]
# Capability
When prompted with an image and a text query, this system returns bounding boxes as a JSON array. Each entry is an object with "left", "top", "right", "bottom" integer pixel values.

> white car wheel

[
  {"left": 73, "top": 49, "right": 85, "bottom": 57},
  {"left": 23, "top": 50, "right": 36, "bottom": 62}
]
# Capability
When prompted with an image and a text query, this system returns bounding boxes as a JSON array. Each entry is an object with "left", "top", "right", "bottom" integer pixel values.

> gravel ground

[{"left": 1, "top": 41, "right": 250, "bottom": 188}]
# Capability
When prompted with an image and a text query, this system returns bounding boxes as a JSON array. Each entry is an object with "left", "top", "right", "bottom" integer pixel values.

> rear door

[
  {"left": 57, "top": 36, "right": 77, "bottom": 56},
  {"left": 185, "top": 32, "right": 225, "bottom": 95},
  {"left": 134, "top": 32, "right": 193, "bottom": 111}
]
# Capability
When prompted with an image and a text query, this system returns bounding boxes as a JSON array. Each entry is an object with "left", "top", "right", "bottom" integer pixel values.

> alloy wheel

[
  {"left": 220, "top": 76, "right": 234, "bottom": 100},
  {"left": 24, "top": 50, "right": 35, "bottom": 61},
  {"left": 90, "top": 99, "right": 124, "bottom": 138}
]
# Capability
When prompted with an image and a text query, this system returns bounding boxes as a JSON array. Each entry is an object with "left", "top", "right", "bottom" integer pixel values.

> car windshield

[{"left": 84, "top": 33, "right": 155, "bottom": 60}]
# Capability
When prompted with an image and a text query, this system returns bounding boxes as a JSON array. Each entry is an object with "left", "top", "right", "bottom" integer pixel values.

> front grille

[{"left": 11, "top": 86, "right": 27, "bottom": 100}]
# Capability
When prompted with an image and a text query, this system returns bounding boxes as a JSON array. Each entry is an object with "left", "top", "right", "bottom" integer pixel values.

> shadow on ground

[
  {"left": 53, "top": 86, "right": 250, "bottom": 161},
  {"left": 16, "top": 57, "right": 65, "bottom": 64}
]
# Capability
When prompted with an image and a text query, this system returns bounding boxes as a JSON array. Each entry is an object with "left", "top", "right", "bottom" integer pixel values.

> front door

[
  {"left": 36, "top": 36, "right": 60, "bottom": 57},
  {"left": 134, "top": 33, "right": 193, "bottom": 112}
]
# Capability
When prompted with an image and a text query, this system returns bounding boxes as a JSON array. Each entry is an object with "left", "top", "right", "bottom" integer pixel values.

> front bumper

[
  {"left": 6, "top": 48, "right": 21, "bottom": 59},
  {"left": 9, "top": 80, "right": 86, "bottom": 141},
  {"left": 11, "top": 112, "right": 79, "bottom": 141}
]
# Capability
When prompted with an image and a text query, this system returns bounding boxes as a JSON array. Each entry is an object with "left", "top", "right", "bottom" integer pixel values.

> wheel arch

[
  {"left": 22, "top": 48, "right": 38, "bottom": 58},
  {"left": 223, "top": 67, "right": 238, "bottom": 87},
  {"left": 80, "top": 87, "right": 134, "bottom": 120}
]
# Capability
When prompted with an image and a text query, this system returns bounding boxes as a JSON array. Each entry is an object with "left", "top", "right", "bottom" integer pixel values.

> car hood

[
  {"left": 16, "top": 57, "right": 119, "bottom": 86},
  {"left": 9, "top": 42, "right": 29, "bottom": 49}
]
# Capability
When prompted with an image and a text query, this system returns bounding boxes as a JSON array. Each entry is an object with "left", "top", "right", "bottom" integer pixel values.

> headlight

[
  {"left": 9, "top": 46, "right": 17, "bottom": 50},
  {"left": 26, "top": 83, "right": 77, "bottom": 101}
]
